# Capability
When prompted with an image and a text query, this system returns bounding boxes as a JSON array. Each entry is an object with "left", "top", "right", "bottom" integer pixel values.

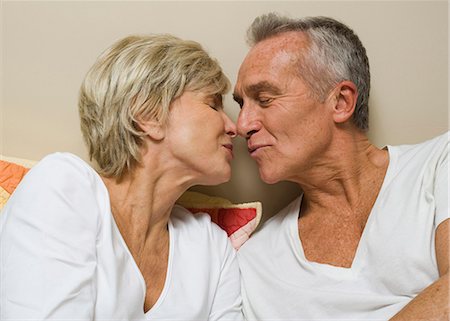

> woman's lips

[{"left": 223, "top": 144, "right": 234, "bottom": 159}]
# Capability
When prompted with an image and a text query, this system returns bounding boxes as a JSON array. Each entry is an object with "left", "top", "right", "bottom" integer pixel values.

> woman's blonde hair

[{"left": 79, "top": 34, "right": 229, "bottom": 179}]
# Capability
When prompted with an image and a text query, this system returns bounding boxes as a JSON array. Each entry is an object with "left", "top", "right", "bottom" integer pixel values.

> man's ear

[
  {"left": 329, "top": 81, "right": 358, "bottom": 124},
  {"left": 135, "top": 119, "right": 165, "bottom": 141}
]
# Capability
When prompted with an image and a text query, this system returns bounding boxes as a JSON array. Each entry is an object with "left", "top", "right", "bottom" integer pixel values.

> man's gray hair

[{"left": 247, "top": 13, "right": 370, "bottom": 131}]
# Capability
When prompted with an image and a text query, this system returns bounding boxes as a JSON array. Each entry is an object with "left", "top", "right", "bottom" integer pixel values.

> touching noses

[{"left": 237, "top": 104, "right": 260, "bottom": 139}]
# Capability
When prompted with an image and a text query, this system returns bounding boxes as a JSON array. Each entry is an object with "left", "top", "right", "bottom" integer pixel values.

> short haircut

[
  {"left": 247, "top": 13, "right": 370, "bottom": 131},
  {"left": 79, "top": 34, "right": 229, "bottom": 179}
]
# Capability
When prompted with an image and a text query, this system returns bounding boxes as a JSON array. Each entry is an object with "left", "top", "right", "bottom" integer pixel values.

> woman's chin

[{"left": 199, "top": 169, "right": 231, "bottom": 186}]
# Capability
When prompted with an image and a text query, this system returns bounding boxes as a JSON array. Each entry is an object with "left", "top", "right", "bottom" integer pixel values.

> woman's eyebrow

[{"left": 205, "top": 93, "right": 223, "bottom": 107}]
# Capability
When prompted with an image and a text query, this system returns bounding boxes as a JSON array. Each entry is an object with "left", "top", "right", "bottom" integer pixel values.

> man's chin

[{"left": 259, "top": 169, "right": 280, "bottom": 185}]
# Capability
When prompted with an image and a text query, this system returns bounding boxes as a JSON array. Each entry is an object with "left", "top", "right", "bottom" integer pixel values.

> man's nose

[{"left": 237, "top": 104, "right": 261, "bottom": 139}]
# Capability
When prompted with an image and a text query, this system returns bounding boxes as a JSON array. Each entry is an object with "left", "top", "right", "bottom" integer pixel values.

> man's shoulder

[
  {"left": 389, "top": 131, "right": 448, "bottom": 170},
  {"left": 392, "top": 131, "right": 448, "bottom": 156},
  {"left": 417, "top": 131, "right": 448, "bottom": 156}
]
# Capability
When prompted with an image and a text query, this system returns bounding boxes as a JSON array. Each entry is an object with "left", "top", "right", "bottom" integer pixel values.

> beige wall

[{"left": 1, "top": 1, "right": 448, "bottom": 220}]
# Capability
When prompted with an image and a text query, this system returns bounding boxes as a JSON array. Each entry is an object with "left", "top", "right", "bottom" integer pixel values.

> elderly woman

[{"left": 1, "top": 35, "right": 242, "bottom": 320}]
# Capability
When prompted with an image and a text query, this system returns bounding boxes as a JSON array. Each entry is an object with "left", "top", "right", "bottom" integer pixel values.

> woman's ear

[
  {"left": 135, "top": 119, "right": 165, "bottom": 141},
  {"left": 329, "top": 81, "right": 358, "bottom": 124}
]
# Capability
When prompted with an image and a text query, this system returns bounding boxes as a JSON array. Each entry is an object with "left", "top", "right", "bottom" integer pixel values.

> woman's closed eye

[
  {"left": 207, "top": 104, "right": 222, "bottom": 111},
  {"left": 205, "top": 94, "right": 223, "bottom": 111}
]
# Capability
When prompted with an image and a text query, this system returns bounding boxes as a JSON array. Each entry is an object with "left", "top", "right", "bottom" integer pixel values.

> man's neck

[{"left": 294, "top": 130, "right": 389, "bottom": 219}]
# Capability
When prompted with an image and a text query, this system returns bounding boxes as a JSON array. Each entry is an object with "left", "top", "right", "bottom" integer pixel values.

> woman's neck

[{"left": 101, "top": 156, "right": 194, "bottom": 262}]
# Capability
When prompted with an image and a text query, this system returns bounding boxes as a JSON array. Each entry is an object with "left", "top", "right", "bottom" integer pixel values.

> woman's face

[{"left": 164, "top": 90, "right": 236, "bottom": 185}]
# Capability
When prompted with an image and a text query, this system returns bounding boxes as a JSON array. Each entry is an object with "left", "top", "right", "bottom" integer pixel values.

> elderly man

[{"left": 234, "top": 13, "right": 448, "bottom": 321}]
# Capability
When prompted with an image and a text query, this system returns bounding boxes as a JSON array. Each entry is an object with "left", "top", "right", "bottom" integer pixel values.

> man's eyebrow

[{"left": 247, "top": 81, "right": 281, "bottom": 96}]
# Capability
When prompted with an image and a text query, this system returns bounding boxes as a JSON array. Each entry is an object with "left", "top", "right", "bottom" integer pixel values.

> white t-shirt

[
  {"left": 238, "top": 132, "right": 449, "bottom": 321},
  {"left": 1, "top": 153, "right": 243, "bottom": 320}
]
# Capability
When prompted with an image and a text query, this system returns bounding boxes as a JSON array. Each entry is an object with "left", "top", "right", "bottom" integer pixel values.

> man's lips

[{"left": 248, "top": 143, "right": 269, "bottom": 154}]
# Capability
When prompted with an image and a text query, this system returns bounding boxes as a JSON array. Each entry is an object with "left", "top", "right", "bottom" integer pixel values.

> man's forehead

[
  {"left": 239, "top": 32, "right": 307, "bottom": 73},
  {"left": 250, "top": 31, "right": 309, "bottom": 57},
  {"left": 234, "top": 33, "right": 306, "bottom": 95}
]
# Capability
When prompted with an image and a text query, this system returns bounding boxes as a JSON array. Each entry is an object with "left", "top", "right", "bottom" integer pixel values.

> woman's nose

[{"left": 223, "top": 113, "right": 237, "bottom": 138}]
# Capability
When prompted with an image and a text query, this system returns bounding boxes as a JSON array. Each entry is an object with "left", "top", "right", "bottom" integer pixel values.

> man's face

[{"left": 234, "top": 32, "right": 334, "bottom": 184}]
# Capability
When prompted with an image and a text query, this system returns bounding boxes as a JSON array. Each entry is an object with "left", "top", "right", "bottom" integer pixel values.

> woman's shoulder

[
  {"left": 2, "top": 152, "right": 106, "bottom": 244},
  {"left": 28, "top": 152, "right": 100, "bottom": 187},
  {"left": 170, "top": 205, "right": 224, "bottom": 233},
  {"left": 34, "top": 152, "right": 93, "bottom": 174},
  {"left": 12, "top": 152, "right": 107, "bottom": 209},
  {"left": 169, "top": 205, "right": 236, "bottom": 278},
  {"left": 170, "top": 205, "right": 230, "bottom": 248}
]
